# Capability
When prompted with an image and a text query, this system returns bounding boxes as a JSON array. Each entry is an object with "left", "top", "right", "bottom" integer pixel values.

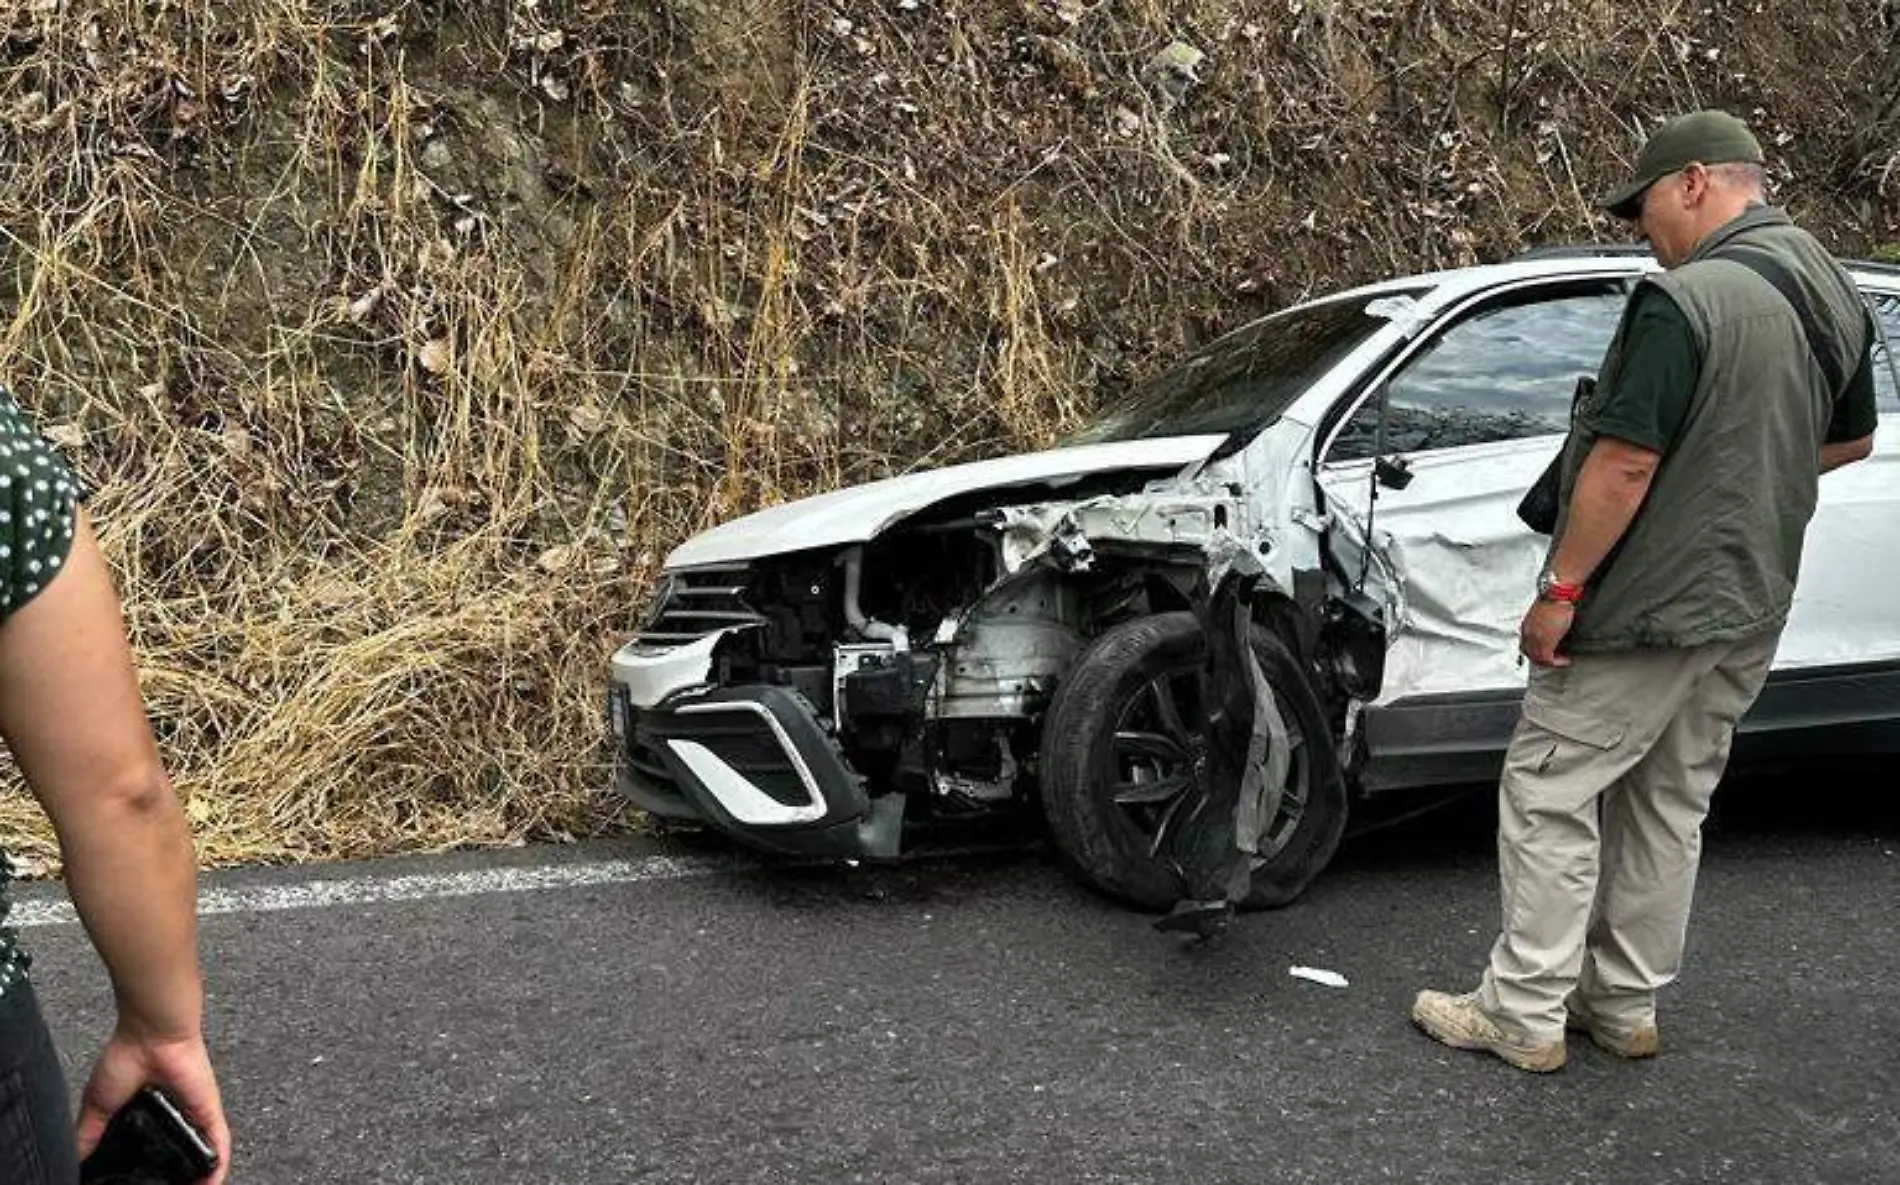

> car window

[
  {"left": 1867, "top": 289, "right": 1900, "bottom": 412},
  {"left": 1066, "top": 293, "right": 1407, "bottom": 447},
  {"left": 1328, "top": 285, "right": 1628, "bottom": 462}
]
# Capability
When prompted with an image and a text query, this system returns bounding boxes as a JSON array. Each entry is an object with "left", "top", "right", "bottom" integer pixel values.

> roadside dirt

[{"left": 0, "top": 0, "right": 1893, "bottom": 866}]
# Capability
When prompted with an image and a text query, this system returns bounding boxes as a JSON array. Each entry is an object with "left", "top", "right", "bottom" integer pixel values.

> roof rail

[
  {"left": 1847, "top": 257, "right": 1900, "bottom": 278},
  {"left": 1514, "top": 247, "right": 1900, "bottom": 277},
  {"left": 1510, "top": 243, "right": 1653, "bottom": 261}
]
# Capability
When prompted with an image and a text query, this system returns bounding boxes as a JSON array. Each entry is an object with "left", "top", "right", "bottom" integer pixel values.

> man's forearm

[
  {"left": 55, "top": 779, "right": 204, "bottom": 1040},
  {"left": 1820, "top": 435, "right": 1874, "bottom": 474},
  {"left": 1548, "top": 439, "right": 1658, "bottom": 585}
]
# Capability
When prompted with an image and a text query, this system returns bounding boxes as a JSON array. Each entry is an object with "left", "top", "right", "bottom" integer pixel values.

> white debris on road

[{"left": 1289, "top": 965, "right": 1350, "bottom": 989}]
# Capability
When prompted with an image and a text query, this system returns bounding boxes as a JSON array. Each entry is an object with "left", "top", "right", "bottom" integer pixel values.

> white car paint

[
  {"left": 1774, "top": 413, "right": 1900, "bottom": 670},
  {"left": 1317, "top": 414, "right": 1900, "bottom": 708},
  {"left": 1316, "top": 437, "right": 1560, "bottom": 705},
  {"left": 637, "top": 251, "right": 1900, "bottom": 750},
  {"left": 610, "top": 629, "right": 735, "bottom": 709},
  {"left": 667, "top": 435, "right": 1228, "bottom": 569}
]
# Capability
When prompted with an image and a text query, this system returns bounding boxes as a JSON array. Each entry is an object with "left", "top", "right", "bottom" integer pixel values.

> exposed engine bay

[{"left": 666, "top": 469, "right": 1389, "bottom": 835}]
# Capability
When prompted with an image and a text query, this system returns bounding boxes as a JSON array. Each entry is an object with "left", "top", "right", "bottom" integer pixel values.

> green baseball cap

[{"left": 1600, "top": 109, "right": 1765, "bottom": 220}]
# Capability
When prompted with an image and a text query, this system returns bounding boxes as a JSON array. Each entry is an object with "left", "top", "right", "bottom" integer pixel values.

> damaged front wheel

[{"left": 1037, "top": 612, "right": 1348, "bottom": 910}]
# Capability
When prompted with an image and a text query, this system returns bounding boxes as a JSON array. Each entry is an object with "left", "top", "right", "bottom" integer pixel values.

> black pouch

[
  {"left": 1516, "top": 376, "right": 1592, "bottom": 535},
  {"left": 1515, "top": 453, "right": 1563, "bottom": 535}
]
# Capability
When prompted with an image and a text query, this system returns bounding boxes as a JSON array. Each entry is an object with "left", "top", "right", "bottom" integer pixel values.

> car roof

[
  {"left": 1179, "top": 246, "right": 1900, "bottom": 384},
  {"left": 1324, "top": 252, "right": 1651, "bottom": 310},
  {"left": 1325, "top": 246, "right": 1900, "bottom": 312}
]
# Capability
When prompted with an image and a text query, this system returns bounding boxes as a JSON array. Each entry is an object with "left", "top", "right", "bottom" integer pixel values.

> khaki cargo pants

[{"left": 1476, "top": 629, "right": 1780, "bottom": 1044}]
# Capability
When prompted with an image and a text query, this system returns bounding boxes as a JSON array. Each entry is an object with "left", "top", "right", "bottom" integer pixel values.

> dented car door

[{"left": 1312, "top": 280, "right": 1634, "bottom": 784}]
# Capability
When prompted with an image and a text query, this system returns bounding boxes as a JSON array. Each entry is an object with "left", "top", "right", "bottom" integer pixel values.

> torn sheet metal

[
  {"left": 1362, "top": 294, "right": 1432, "bottom": 338},
  {"left": 1318, "top": 438, "right": 1554, "bottom": 705},
  {"left": 1321, "top": 421, "right": 1900, "bottom": 706},
  {"left": 995, "top": 490, "right": 1243, "bottom": 575},
  {"left": 996, "top": 504, "right": 1096, "bottom": 574},
  {"left": 668, "top": 435, "right": 1226, "bottom": 569},
  {"left": 1200, "top": 527, "right": 1264, "bottom": 594},
  {"left": 1156, "top": 570, "right": 1262, "bottom": 908}
]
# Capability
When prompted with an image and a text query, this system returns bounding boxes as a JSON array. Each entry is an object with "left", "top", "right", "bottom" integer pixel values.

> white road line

[{"left": 6, "top": 853, "right": 754, "bottom": 929}]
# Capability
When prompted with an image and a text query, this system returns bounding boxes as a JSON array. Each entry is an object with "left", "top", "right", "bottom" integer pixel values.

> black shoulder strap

[{"left": 1718, "top": 246, "right": 1857, "bottom": 398}]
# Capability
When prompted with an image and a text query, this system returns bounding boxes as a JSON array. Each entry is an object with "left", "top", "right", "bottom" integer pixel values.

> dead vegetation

[{"left": 0, "top": 0, "right": 1894, "bottom": 869}]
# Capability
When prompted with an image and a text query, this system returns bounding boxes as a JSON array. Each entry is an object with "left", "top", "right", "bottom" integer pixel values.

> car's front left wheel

[{"left": 1037, "top": 611, "right": 1349, "bottom": 911}]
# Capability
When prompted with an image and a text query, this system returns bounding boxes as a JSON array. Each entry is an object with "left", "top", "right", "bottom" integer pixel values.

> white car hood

[{"left": 668, "top": 435, "right": 1227, "bottom": 569}]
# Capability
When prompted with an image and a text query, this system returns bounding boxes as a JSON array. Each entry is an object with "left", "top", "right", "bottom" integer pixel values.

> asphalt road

[{"left": 14, "top": 774, "right": 1898, "bottom": 1184}]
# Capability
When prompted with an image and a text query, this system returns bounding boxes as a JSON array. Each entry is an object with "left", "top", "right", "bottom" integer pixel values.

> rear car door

[{"left": 1772, "top": 280, "right": 1900, "bottom": 671}]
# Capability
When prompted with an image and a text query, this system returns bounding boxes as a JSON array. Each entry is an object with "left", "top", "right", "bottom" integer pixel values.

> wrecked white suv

[{"left": 608, "top": 248, "right": 1900, "bottom": 909}]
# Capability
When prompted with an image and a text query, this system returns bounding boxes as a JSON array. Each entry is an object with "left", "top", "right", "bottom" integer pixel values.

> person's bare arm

[
  {"left": 0, "top": 511, "right": 229, "bottom": 1181},
  {"left": 1547, "top": 436, "right": 1663, "bottom": 585},
  {"left": 1820, "top": 434, "right": 1874, "bottom": 473},
  {"left": 1520, "top": 436, "right": 1661, "bottom": 667}
]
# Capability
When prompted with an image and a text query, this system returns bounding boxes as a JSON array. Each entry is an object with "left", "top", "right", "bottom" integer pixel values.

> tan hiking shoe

[
  {"left": 1410, "top": 990, "right": 1566, "bottom": 1073},
  {"left": 1564, "top": 1003, "right": 1660, "bottom": 1059}
]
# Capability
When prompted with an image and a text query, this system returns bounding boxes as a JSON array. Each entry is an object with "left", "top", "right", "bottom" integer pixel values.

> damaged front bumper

[{"left": 608, "top": 632, "right": 904, "bottom": 859}]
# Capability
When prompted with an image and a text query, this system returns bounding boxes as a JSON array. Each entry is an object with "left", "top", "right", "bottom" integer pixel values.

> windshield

[{"left": 1067, "top": 294, "right": 1399, "bottom": 445}]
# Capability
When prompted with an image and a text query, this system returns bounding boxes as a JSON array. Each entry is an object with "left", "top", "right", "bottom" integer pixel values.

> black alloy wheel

[{"left": 1038, "top": 612, "right": 1349, "bottom": 910}]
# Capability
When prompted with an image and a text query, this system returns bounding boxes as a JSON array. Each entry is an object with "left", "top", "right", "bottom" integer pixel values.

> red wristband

[{"left": 1540, "top": 579, "right": 1585, "bottom": 605}]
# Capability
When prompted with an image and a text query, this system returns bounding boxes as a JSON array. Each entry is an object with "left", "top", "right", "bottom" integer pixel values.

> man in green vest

[{"left": 1409, "top": 110, "right": 1880, "bottom": 1072}]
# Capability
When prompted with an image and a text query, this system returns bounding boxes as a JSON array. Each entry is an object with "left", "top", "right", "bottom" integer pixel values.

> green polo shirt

[
  {"left": 0, "top": 386, "right": 85, "bottom": 1001},
  {"left": 1593, "top": 285, "right": 1878, "bottom": 453}
]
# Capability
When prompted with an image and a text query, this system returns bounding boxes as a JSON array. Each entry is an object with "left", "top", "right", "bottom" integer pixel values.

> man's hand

[
  {"left": 76, "top": 1026, "right": 230, "bottom": 1184},
  {"left": 1520, "top": 599, "right": 1576, "bottom": 667}
]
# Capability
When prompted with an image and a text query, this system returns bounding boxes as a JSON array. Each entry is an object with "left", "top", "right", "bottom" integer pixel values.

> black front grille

[{"left": 636, "top": 565, "right": 765, "bottom": 647}]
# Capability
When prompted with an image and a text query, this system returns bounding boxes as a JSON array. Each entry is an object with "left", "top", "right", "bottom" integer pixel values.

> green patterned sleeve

[{"left": 0, "top": 387, "right": 81, "bottom": 617}]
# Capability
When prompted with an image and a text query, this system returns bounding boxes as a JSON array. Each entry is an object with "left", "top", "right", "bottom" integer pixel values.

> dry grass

[{"left": 0, "top": 0, "right": 1893, "bottom": 870}]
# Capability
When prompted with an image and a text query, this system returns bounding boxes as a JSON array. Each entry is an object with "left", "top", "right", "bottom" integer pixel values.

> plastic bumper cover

[{"left": 608, "top": 673, "right": 903, "bottom": 859}]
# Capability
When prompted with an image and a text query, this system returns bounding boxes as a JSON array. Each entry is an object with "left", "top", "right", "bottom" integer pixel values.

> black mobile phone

[{"left": 79, "top": 1087, "right": 219, "bottom": 1185}]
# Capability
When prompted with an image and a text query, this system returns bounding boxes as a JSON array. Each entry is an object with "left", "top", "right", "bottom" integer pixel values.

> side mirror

[{"left": 1374, "top": 454, "right": 1414, "bottom": 491}]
